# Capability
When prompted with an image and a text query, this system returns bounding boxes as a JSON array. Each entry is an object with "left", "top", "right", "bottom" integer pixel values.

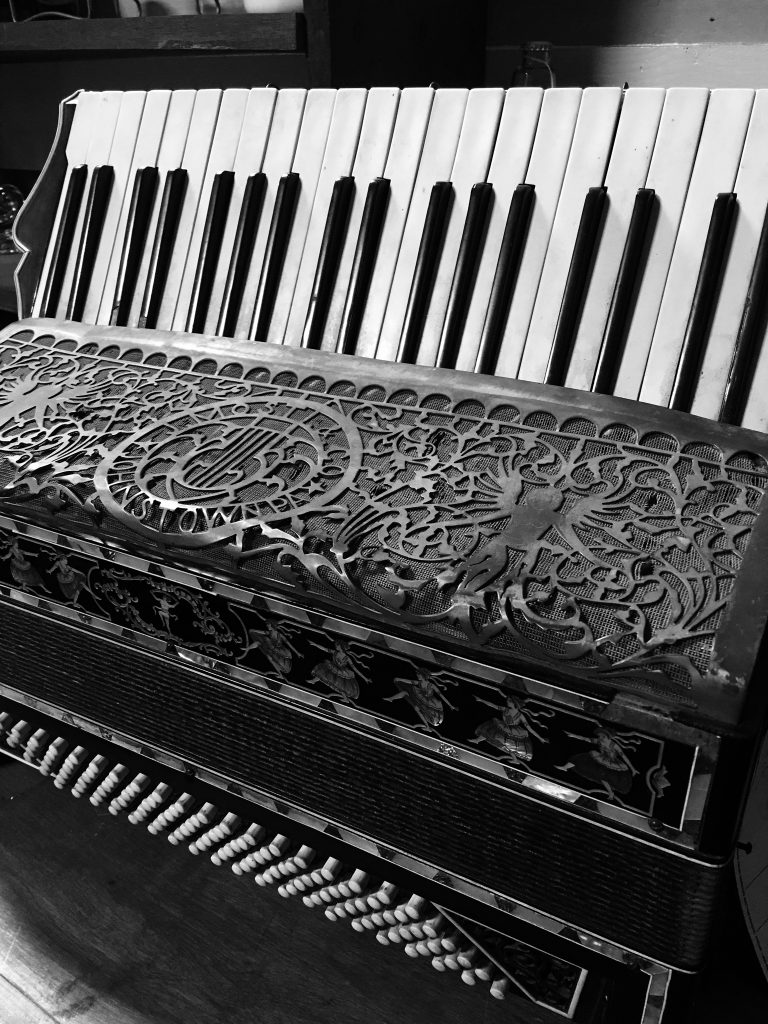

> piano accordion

[{"left": 2, "top": 85, "right": 768, "bottom": 1022}]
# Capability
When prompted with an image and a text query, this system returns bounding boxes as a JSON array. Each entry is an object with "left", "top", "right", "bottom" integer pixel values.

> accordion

[{"left": 2, "top": 85, "right": 768, "bottom": 1022}]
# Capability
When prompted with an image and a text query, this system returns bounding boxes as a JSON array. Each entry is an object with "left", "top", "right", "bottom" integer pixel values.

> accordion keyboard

[{"left": 20, "top": 86, "right": 768, "bottom": 430}]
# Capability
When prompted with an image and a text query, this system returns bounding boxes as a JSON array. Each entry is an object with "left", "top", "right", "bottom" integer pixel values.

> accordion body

[{"left": 2, "top": 84, "right": 768, "bottom": 1022}]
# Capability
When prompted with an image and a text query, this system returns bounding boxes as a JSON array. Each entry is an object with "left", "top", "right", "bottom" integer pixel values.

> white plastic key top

[
  {"left": 33, "top": 92, "right": 102, "bottom": 318},
  {"left": 565, "top": 88, "right": 666, "bottom": 392},
  {"left": 458, "top": 87, "right": 544, "bottom": 372},
  {"left": 127, "top": 89, "right": 196, "bottom": 327},
  {"left": 55, "top": 91, "right": 122, "bottom": 319},
  {"left": 494, "top": 88, "right": 582, "bottom": 379},
  {"left": 234, "top": 89, "right": 306, "bottom": 339},
  {"left": 518, "top": 86, "right": 623, "bottom": 383},
  {"left": 613, "top": 88, "right": 710, "bottom": 399},
  {"left": 322, "top": 87, "right": 400, "bottom": 352},
  {"left": 262, "top": 89, "right": 336, "bottom": 345},
  {"left": 283, "top": 88, "right": 367, "bottom": 347},
  {"left": 82, "top": 90, "right": 147, "bottom": 324},
  {"left": 353, "top": 87, "right": 434, "bottom": 359},
  {"left": 96, "top": 89, "right": 172, "bottom": 325},
  {"left": 694, "top": 90, "right": 768, "bottom": 422},
  {"left": 154, "top": 89, "right": 222, "bottom": 331},
  {"left": 640, "top": 88, "right": 755, "bottom": 408},
  {"left": 203, "top": 87, "right": 278, "bottom": 336},
  {"left": 171, "top": 89, "right": 250, "bottom": 331},
  {"left": 416, "top": 88, "right": 505, "bottom": 368},
  {"left": 375, "top": 88, "right": 468, "bottom": 363}
]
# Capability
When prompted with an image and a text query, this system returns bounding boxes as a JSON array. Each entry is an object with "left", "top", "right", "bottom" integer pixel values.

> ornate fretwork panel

[{"left": 2, "top": 321, "right": 768, "bottom": 724}]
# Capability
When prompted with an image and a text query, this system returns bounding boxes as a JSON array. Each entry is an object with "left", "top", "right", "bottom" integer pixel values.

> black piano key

[
  {"left": 720, "top": 198, "right": 768, "bottom": 425},
  {"left": 593, "top": 187, "right": 657, "bottom": 395},
  {"left": 186, "top": 170, "right": 236, "bottom": 334},
  {"left": 544, "top": 185, "right": 608, "bottom": 387},
  {"left": 109, "top": 166, "right": 160, "bottom": 327},
  {"left": 436, "top": 181, "right": 494, "bottom": 370},
  {"left": 65, "top": 164, "right": 114, "bottom": 322},
  {"left": 217, "top": 172, "right": 267, "bottom": 338},
  {"left": 302, "top": 175, "right": 356, "bottom": 350},
  {"left": 338, "top": 177, "right": 390, "bottom": 355},
  {"left": 670, "top": 191, "right": 739, "bottom": 413},
  {"left": 474, "top": 183, "right": 535, "bottom": 376},
  {"left": 251, "top": 171, "right": 301, "bottom": 342},
  {"left": 396, "top": 181, "right": 454, "bottom": 364},
  {"left": 138, "top": 168, "right": 188, "bottom": 331},
  {"left": 38, "top": 164, "right": 88, "bottom": 318}
]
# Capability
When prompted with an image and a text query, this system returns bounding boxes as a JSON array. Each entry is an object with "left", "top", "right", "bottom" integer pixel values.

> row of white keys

[
  {"left": 456, "top": 88, "right": 544, "bottom": 373},
  {"left": 126, "top": 90, "right": 197, "bottom": 327},
  {"left": 638, "top": 89, "right": 755, "bottom": 407},
  {"left": 282, "top": 88, "right": 368, "bottom": 347},
  {"left": 517, "top": 86, "right": 623, "bottom": 383},
  {"left": 232, "top": 89, "right": 307, "bottom": 340},
  {"left": 170, "top": 89, "right": 250, "bottom": 332},
  {"left": 55, "top": 91, "right": 123, "bottom": 320},
  {"left": 414, "top": 88, "right": 505, "bottom": 368},
  {"left": 374, "top": 89, "right": 469, "bottom": 363},
  {"left": 153, "top": 89, "right": 223, "bottom": 332},
  {"left": 32, "top": 91, "right": 101, "bottom": 319},
  {"left": 95, "top": 90, "right": 172, "bottom": 325},
  {"left": 81, "top": 91, "right": 147, "bottom": 324},
  {"left": 612, "top": 88, "right": 711, "bottom": 399},
  {"left": 492, "top": 88, "right": 583, "bottom": 380},
  {"left": 202, "top": 87, "right": 278, "bottom": 337},
  {"left": 319, "top": 86, "right": 400, "bottom": 353},
  {"left": 693, "top": 91, "right": 768, "bottom": 424},
  {"left": 564, "top": 88, "right": 667, "bottom": 392},
  {"left": 353, "top": 87, "right": 435, "bottom": 360},
  {"left": 261, "top": 89, "right": 337, "bottom": 345}
]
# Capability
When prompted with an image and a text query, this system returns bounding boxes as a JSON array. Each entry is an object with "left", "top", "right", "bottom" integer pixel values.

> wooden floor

[{"left": 0, "top": 758, "right": 766, "bottom": 1024}]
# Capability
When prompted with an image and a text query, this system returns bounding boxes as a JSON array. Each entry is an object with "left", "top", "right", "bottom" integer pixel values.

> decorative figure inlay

[
  {"left": 470, "top": 695, "right": 555, "bottom": 764},
  {"left": 0, "top": 525, "right": 699, "bottom": 833}
]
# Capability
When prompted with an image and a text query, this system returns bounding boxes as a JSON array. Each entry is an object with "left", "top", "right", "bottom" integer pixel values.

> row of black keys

[{"left": 41, "top": 162, "right": 768, "bottom": 425}]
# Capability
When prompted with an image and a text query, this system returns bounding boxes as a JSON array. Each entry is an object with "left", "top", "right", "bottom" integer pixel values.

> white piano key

[
  {"left": 640, "top": 88, "right": 755, "bottom": 408},
  {"left": 518, "top": 86, "right": 623, "bottom": 383},
  {"left": 96, "top": 89, "right": 172, "bottom": 325},
  {"left": 457, "top": 87, "right": 544, "bottom": 373},
  {"left": 415, "top": 87, "right": 505, "bottom": 367},
  {"left": 353, "top": 87, "right": 435, "bottom": 359},
  {"left": 154, "top": 88, "right": 222, "bottom": 331},
  {"left": 32, "top": 91, "right": 101, "bottom": 318},
  {"left": 261, "top": 89, "right": 337, "bottom": 345},
  {"left": 170, "top": 89, "right": 249, "bottom": 332},
  {"left": 122, "top": 91, "right": 195, "bottom": 325},
  {"left": 612, "top": 88, "right": 711, "bottom": 400},
  {"left": 203, "top": 87, "right": 278, "bottom": 336},
  {"left": 80, "top": 91, "right": 147, "bottom": 324},
  {"left": 493, "top": 88, "right": 582, "bottom": 379},
  {"left": 321, "top": 86, "right": 400, "bottom": 352},
  {"left": 127, "top": 89, "right": 196, "bottom": 327},
  {"left": 283, "top": 88, "right": 367, "bottom": 347},
  {"left": 234, "top": 88, "right": 306, "bottom": 340},
  {"left": 693, "top": 90, "right": 768, "bottom": 420},
  {"left": 375, "top": 88, "right": 469, "bottom": 363},
  {"left": 56, "top": 90, "right": 123, "bottom": 319},
  {"left": 565, "top": 88, "right": 666, "bottom": 392}
]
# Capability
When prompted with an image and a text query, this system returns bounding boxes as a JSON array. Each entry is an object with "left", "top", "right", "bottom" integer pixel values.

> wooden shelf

[{"left": 0, "top": 13, "right": 305, "bottom": 56}]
